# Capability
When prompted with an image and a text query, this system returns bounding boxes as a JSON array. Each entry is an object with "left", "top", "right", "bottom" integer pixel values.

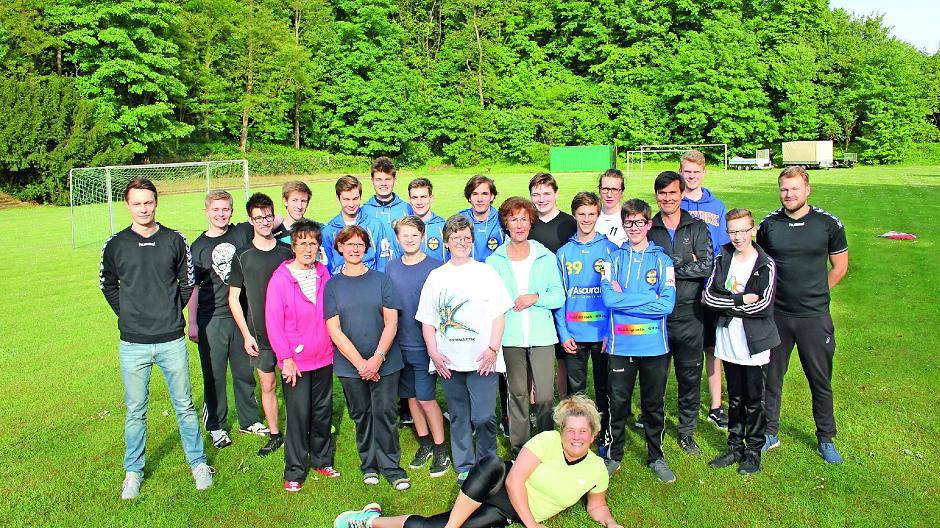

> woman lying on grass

[{"left": 334, "top": 394, "right": 624, "bottom": 528}]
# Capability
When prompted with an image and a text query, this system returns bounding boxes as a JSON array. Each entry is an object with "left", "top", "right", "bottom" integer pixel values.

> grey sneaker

[
  {"left": 121, "top": 472, "right": 143, "bottom": 500},
  {"left": 409, "top": 444, "right": 434, "bottom": 469},
  {"left": 239, "top": 422, "right": 270, "bottom": 436},
  {"left": 192, "top": 463, "right": 215, "bottom": 491},
  {"left": 648, "top": 459, "right": 676, "bottom": 483},
  {"left": 603, "top": 458, "right": 621, "bottom": 476},
  {"left": 210, "top": 429, "right": 232, "bottom": 449},
  {"left": 429, "top": 449, "right": 451, "bottom": 477},
  {"left": 362, "top": 472, "right": 380, "bottom": 485}
]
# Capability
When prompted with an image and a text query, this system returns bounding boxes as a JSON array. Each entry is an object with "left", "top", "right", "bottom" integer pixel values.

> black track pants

[
  {"left": 764, "top": 314, "right": 837, "bottom": 442},
  {"left": 197, "top": 316, "right": 260, "bottom": 431},
  {"left": 668, "top": 313, "right": 704, "bottom": 436},
  {"left": 283, "top": 364, "right": 334, "bottom": 482},
  {"left": 724, "top": 362, "right": 766, "bottom": 455},
  {"left": 605, "top": 354, "right": 669, "bottom": 464}
]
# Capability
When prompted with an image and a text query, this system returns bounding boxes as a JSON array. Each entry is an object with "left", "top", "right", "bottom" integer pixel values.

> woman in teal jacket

[{"left": 485, "top": 197, "right": 565, "bottom": 456}]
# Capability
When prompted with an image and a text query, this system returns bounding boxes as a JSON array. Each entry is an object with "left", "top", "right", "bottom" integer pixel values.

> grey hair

[{"left": 443, "top": 214, "right": 474, "bottom": 243}]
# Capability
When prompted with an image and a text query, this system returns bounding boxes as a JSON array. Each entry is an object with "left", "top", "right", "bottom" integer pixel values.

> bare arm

[
  {"left": 504, "top": 447, "right": 545, "bottom": 528},
  {"left": 228, "top": 285, "right": 259, "bottom": 356},
  {"left": 828, "top": 251, "right": 848, "bottom": 289},
  {"left": 376, "top": 307, "right": 398, "bottom": 358},
  {"left": 586, "top": 491, "right": 623, "bottom": 528}
]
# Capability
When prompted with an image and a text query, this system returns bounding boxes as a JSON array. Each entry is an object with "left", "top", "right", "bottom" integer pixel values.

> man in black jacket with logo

[
  {"left": 647, "top": 171, "right": 714, "bottom": 456},
  {"left": 100, "top": 178, "right": 213, "bottom": 500}
]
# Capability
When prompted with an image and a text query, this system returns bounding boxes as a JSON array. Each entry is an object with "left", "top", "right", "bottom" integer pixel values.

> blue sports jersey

[
  {"left": 421, "top": 213, "right": 449, "bottom": 262},
  {"left": 602, "top": 242, "right": 676, "bottom": 357},
  {"left": 459, "top": 206, "right": 504, "bottom": 262},
  {"left": 681, "top": 187, "right": 730, "bottom": 256},
  {"left": 361, "top": 193, "right": 413, "bottom": 228},
  {"left": 322, "top": 210, "right": 398, "bottom": 272},
  {"left": 554, "top": 233, "right": 618, "bottom": 343}
]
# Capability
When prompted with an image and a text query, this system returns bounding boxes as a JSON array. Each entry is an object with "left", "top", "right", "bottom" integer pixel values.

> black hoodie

[
  {"left": 100, "top": 224, "right": 195, "bottom": 344},
  {"left": 648, "top": 209, "right": 714, "bottom": 317}
]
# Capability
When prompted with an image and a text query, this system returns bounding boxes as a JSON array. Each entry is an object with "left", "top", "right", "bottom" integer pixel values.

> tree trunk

[
  {"left": 240, "top": 1, "right": 255, "bottom": 153},
  {"left": 293, "top": 7, "right": 301, "bottom": 149},
  {"left": 473, "top": 19, "right": 484, "bottom": 107},
  {"left": 56, "top": 48, "right": 62, "bottom": 75}
]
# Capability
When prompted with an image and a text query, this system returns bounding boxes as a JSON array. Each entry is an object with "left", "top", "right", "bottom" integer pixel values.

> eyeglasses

[
  {"left": 449, "top": 236, "right": 472, "bottom": 243},
  {"left": 343, "top": 242, "right": 366, "bottom": 249},
  {"left": 599, "top": 187, "right": 624, "bottom": 194},
  {"left": 250, "top": 214, "right": 275, "bottom": 223},
  {"left": 295, "top": 241, "right": 319, "bottom": 249},
  {"left": 727, "top": 228, "right": 754, "bottom": 237},
  {"left": 622, "top": 219, "right": 649, "bottom": 228},
  {"left": 508, "top": 216, "right": 531, "bottom": 225}
]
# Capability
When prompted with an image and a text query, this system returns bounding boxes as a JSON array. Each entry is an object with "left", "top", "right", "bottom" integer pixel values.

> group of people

[{"left": 100, "top": 152, "right": 848, "bottom": 528}]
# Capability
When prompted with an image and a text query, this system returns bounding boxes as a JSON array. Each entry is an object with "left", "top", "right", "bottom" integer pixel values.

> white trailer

[
  {"left": 730, "top": 149, "right": 773, "bottom": 170},
  {"left": 782, "top": 141, "right": 834, "bottom": 169}
]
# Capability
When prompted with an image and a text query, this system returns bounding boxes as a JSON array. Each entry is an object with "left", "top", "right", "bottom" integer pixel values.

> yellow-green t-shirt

[{"left": 523, "top": 430, "right": 609, "bottom": 522}]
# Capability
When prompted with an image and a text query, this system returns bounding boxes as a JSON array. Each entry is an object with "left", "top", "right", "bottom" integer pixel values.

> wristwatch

[{"left": 375, "top": 349, "right": 386, "bottom": 360}]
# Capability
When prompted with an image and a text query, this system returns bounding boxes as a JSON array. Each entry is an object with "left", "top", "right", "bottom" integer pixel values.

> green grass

[{"left": 1, "top": 162, "right": 938, "bottom": 527}]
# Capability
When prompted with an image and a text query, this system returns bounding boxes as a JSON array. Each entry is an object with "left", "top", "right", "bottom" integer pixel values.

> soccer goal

[
  {"left": 69, "top": 160, "right": 250, "bottom": 248},
  {"left": 624, "top": 143, "right": 728, "bottom": 178}
]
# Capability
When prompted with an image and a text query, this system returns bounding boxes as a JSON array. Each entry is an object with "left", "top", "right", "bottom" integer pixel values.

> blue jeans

[
  {"left": 120, "top": 337, "right": 206, "bottom": 475},
  {"left": 440, "top": 371, "right": 498, "bottom": 473}
]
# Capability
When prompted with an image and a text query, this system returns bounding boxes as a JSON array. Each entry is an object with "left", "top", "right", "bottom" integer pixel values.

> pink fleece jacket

[{"left": 265, "top": 260, "right": 333, "bottom": 372}]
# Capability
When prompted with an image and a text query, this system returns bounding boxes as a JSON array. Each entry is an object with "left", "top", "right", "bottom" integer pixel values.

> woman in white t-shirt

[
  {"left": 702, "top": 208, "right": 780, "bottom": 475},
  {"left": 415, "top": 215, "right": 513, "bottom": 485}
]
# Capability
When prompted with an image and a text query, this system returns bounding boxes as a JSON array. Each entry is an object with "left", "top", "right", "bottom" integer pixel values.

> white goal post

[
  {"left": 69, "top": 160, "right": 250, "bottom": 248},
  {"left": 625, "top": 143, "right": 728, "bottom": 178}
]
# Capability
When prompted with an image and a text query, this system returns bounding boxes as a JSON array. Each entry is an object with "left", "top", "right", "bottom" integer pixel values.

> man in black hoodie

[
  {"left": 647, "top": 171, "right": 714, "bottom": 456},
  {"left": 100, "top": 178, "right": 213, "bottom": 500}
]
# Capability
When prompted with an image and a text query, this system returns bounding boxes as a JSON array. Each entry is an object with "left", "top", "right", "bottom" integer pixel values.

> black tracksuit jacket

[
  {"left": 701, "top": 242, "right": 781, "bottom": 355},
  {"left": 99, "top": 224, "right": 195, "bottom": 344},
  {"left": 648, "top": 210, "right": 714, "bottom": 318}
]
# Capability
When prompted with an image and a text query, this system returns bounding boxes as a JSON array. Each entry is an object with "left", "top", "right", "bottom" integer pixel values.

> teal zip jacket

[
  {"left": 485, "top": 240, "right": 565, "bottom": 347},
  {"left": 602, "top": 241, "right": 676, "bottom": 357}
]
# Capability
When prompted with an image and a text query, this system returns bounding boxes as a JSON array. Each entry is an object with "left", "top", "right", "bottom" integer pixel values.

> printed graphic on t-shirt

[
  {"left": 615, "top": 322, "right": 659, "bottom": 335},
  {"left": 436, "top": 293, "right": 478, "bottom": 337},
  {"left": 725, "top": 271, "right": 744, "bottom": 293},
  {"left": 211, "top": 242, "right": 237, "bottom": 282}
]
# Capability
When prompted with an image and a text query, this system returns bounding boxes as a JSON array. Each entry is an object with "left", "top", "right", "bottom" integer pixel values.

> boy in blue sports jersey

[
  {"left": 555, "top": 192, "right": 617, "bottom": 453},
  {"left": 601, "top": 198, "right": 678, "bottom": 484},
  {"left": 361, "top": 157, "right": 413, "bottom": 226},
  {"left": 459, "top": 175, "right": 504, "bottom": 262},
  {"left": 679, "top": 150, "right": 731, "bottom": 430},
  {"left": 322, "top": 175, "right": 397, "bottom": 272},
  {"left": 407, "top": 178, "right": 448, "bottom": 262}
]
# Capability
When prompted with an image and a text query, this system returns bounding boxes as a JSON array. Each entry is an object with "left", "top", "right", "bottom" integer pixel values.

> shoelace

[{"left": 194, "top": 465, "right": 216, "bottom": 478}]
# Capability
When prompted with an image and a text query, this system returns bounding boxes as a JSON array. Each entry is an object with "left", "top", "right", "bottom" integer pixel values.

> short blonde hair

[
  {"left": 282, "top": 181, "right": 311, "bottom": 200},
  {"left": 680, "top": 150, "right": 706, "bottom": 167},
  {"left": 395, "top": 215, "right": 426, "bottom": 235},
  {"left": 205, "top": 190, "right": 233, "bottom": 209},
  {"left": 779, "top": 165, "right": 810, "bottom": 185},
  {"left": 553, "top": 394, "right": 602, "bottom": 436}
]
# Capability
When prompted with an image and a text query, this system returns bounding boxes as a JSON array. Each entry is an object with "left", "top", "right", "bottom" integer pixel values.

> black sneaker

[
  {"left": 409, "top": 444, "right": 433, "bottom": 469},
  {"left": 258, "top": 435, "right": 283, "bottom": 457},
  {"left": 679, "top": 435, "right": 700, "bottom": 456},
  {"left": 708, "top": 407, "right": 729, "bottom": 430},
  {"left": 429, "top": 449, "right": 451, "bottom": 477},
  {"left": 709, "top": 449, "right": 741, "bottom": 469},
  {"left": 738, "top": 452, "right": 761, "bottom": 475}
]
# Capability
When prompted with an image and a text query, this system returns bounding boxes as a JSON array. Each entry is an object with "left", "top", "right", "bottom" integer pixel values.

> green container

[{"left": 549, "top": 145, "right": 616, "bottom": 172}]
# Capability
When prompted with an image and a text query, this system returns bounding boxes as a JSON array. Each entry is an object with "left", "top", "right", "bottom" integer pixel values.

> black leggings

[{"left": 404, "top": 455, "right": 520, "bottom": 528}]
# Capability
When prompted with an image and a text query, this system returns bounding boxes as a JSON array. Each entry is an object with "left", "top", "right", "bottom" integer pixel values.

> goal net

[
  {"left": 623, "top": 143, "right": 728, "bottom": 178},
  {"left": 69, "top": 160, "right": 249, "bottom": 248}
]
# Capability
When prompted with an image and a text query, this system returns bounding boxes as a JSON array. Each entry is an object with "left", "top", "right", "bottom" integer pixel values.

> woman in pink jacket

[{"left": 265, "top": 219, "right": 338, "bottom": 492}]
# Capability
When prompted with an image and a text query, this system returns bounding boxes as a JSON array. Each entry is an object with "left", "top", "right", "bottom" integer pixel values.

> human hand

[
  {"left": 244, "top": 335, "right": 260, "bottom": 357},
  {"left": 563, "top": 338, "right": 578, "bottom": 354},
  {"left": 610, "top": 280, "right": 623, "bottom": 293},
  {"left": 476, "top": 348, "right": 498, "bottom": 376},
  {"left": 188, "top": 327, "right": 199, "bottom": 343},
  {"left": 743, "top": 293, "right": 759, "bottom": 304},
  {"left": 513, "top": 293, "right": 539, "bottom": 312},
  {"left": 429, "top": 351, "right": 452, "bottom": 379},
  {"left": 282, "top": 358, "right": 302, "bottom": 387}
]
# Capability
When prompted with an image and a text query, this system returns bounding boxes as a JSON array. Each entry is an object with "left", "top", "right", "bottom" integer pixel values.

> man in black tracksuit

[{"left": 647, "top": 171, "right": 714, "bottom": 455}]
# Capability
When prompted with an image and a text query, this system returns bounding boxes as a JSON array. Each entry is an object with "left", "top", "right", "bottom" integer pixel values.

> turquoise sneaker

[{"left": 334, "top": 503, "right": 382, "bottom": 528}]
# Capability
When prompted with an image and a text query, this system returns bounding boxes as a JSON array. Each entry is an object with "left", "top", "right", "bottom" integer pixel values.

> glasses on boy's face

[
  {"left": 250, "top": 214, "right": 275, "bottom": 223},
  {"left": 600, "top": 187, "right": 623, "bottom": 194},
  {"left": 727, "top": 228, "right": 753, "bottom": 237},
  {"left": 622, "top": 219, "right": 649, "bottom": 228}
]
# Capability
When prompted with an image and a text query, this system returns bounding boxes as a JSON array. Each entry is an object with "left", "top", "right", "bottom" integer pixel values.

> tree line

[{"left": 1, "top": 0, "right": 938, "bottom": 203}]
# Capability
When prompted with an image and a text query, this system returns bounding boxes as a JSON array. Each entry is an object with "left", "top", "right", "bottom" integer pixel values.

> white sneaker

[
  {"left": 210, "top": 429, "right": 232, "bottom": 449},
  {"left": 121, "top": 472, "right": 143, "bottom": 500},
  {"left": 192, "top": 463, "right": 215, "bottom": 491},
  {"left": 238, "top": 422, "right": 270, "bottom": 436}
]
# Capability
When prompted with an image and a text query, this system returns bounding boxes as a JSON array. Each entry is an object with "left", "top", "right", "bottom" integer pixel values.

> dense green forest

[{"left": 1, "top": 0, "right": 938, "bottom": 203}]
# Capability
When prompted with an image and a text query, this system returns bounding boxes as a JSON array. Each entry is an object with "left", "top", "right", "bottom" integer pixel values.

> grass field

[{"left": 1, "top": 162, "right": 938, "bottom": 527}]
